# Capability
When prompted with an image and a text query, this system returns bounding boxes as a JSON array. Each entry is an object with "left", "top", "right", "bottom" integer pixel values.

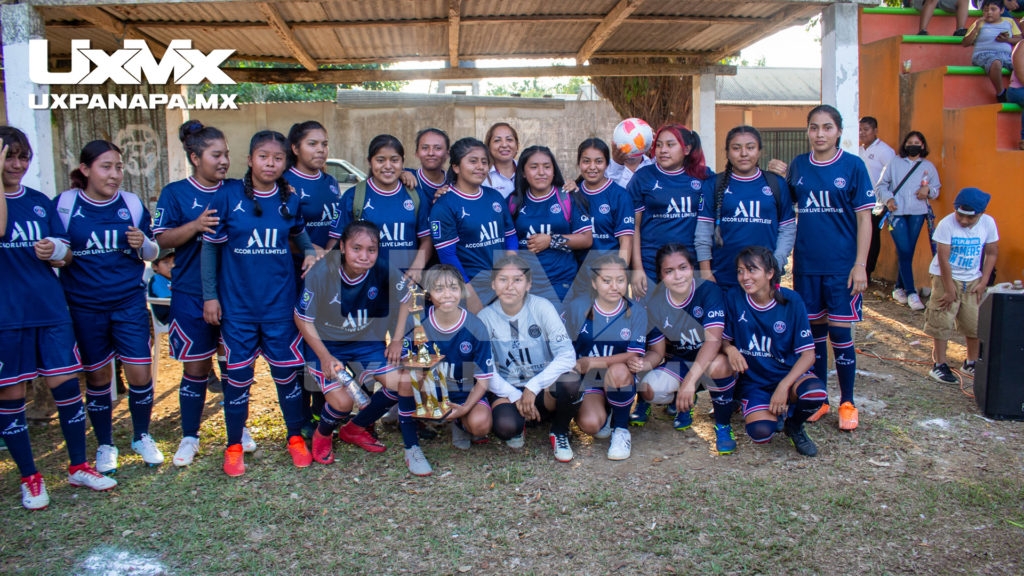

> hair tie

[
  {"left": 187, "top": 122, "right": 203, "bottom": 135},
  {"left": 775, "top": 283, "right": 781, "bottom": 291}
]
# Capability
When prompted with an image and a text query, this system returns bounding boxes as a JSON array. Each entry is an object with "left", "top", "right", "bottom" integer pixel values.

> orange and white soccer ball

[{"left": 613, "top": 118, "right": 653, "bottom": 158}]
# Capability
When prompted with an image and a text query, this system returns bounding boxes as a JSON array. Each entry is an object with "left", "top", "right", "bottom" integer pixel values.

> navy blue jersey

[
  {"left": 645, "top": 279, "right": 726, "bottom": 362},
  {"left": 787, "top": 150, "right": 875, "bottom": 275},
  {"left": 407, "top": 168, "right": 446, "bottom": 202},
  {"left": 203, "top": 180, "right": 305, "bottom": 322},
  {"left": 285, "top": 167, "right": 342, "bottom": 248},
  {"left": 704, "top": 169, "right": 796, "bottom": 285},
  {"left": 153, "top": 176, "right": 223, "bottom": 296},
  {"left": 628, "top": 164, "right": 711, "bottom": 278},
  {"left": 328, "top": 178, "right": 430, "bottom": 274},
  {"left": 722, "top": 287, "right": 815, "bottom": 389},
  {"left": 429, "top": 185, "right": 516, "bottom": 279},
  {"left": 564, "top": 296, "right": 647, "bottom": 359},
  {"left": 57, "top": 190, "right": 152, "bottom": 311},
  {"left": 512, "top": 187, "right": 592, "bottom": 288},
  {"left": 295, "top": 256, "right": 394, "bottom": 344},
  {"left": 580, "top": 179, "right": 634, "bottom": 252},
  {"left": 399, "top": 306, "right": 493, "bottom": 392},
  {"left": 0, "top": 187, "right": 72, "bottom": 329}
]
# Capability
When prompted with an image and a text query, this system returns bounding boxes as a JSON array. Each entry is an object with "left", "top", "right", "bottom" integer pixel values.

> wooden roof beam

[
  {"left": 576, "top": 0, "right": 644, "bottom": 64},
  {"left": 64, "top": 6, "right": 167, "bottom": 57},
  {"left": 224, "top": 62, "right": 736, "bottom": 84},
  {"left": 258, "top": 2, "right": 318, "bottom": 72},
  {"left": 448, "top": 0, "right": 461, "bottom": 68}
]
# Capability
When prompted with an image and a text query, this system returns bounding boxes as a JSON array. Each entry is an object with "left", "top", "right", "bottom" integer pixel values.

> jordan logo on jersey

[
  {"left": 460, "top": 207, "right": 471, "bottom": 219},
  {"left": 329, "top": 293, "right": 341, "bottom": 305},
  {"left": 191, "top": 198, "right": 202, "bottom": 210},
  {"left": 652, "top": 181, "right": 663, "bottom": 191},
  {"left": 72, "top": 206, "right": 85, "bottom": 219},
  {"left": 233, "top": 200, "right": 245, "bottom": 213},
  {"left": 738, "top": 311, "right": 748, "bottom": 323},
  {"left": 363, "top": 198, "right": 375, "bottom": 212},
  {"left": 300, "top": 189, "right": 310, "bottom": 199}
]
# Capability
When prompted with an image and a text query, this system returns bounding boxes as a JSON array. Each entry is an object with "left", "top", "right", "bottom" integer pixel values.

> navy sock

[
  {"left": 550, "top": 378, "right": 582, "bottom": 436},
  {"left": 85, "top": 382, "right": 114, "bottom": 446},
  {"left": 223, "top": 373, "right": 252, "bottom": 446},
  {"left": 829, "top": 325, "right": 856, "bottom": 405},
  {"left": 50, "top": 378, "right": 88, "bottom": 466},
  {"left": 0, "top": 399, "right": 36, "bottom": 477},
  {"left": 606, "top": 388, "right": 636, "bottom": 430},
  {"left": 128, "top": 380, "right": 154, "bottom": 440},
  {"left": 787, "top": 377, "right": 829, "bottom": 427},
  {"left": 351, "top": 387, "right": 398, "bottom": 428},
  {"left": 397, "top": 395, "right": 419, "bottom": 449},
  {"left": 709, "top": 377, "right": 737, "bottom": 426},
  {"left": 300, "top": 387, "right": 314, "bottom": 423},
  {"left": 271, "top": 368, "right": 305, "bottom": 438},
  {"left": 311, "top": 391, "right": 326, "bottom": 420},
  {"left": 179, "top": 373, "right": 207, "bottom": 439},
  {"left": 318, "top": 403, "right": 350, "bottom": 436},
  {"left": 811, "top": 323, "right": 829, "bottom": 399}
]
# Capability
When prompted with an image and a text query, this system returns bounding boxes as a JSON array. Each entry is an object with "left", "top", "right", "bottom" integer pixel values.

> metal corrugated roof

[{"left": 717, "top": 67, "right": 821, "bottom": 104}]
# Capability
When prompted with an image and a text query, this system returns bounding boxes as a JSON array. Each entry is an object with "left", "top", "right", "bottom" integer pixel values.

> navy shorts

[
  {"left": 70, "top": 301, "right": 152, "bottom": 371},
  {"left": 739, "top": 372, "right": 822, "bottom": 417},
  {"left": 448, "top": 389, "right": 491, "bottom": 410},
  {"left": 220, "top": 317, "right": 303, "bottom": 372},
  {"left": 305, "top": 340, "right": 394, "bottom": 393},
  {"left": 0, "top": 324, "right": 82, "bottom": 387},
  {"left": 793, "top": 273, "right": 863, "bottom": 323},
  {"left": 169, "top": 292, "right": 219, "bottom": 362}
]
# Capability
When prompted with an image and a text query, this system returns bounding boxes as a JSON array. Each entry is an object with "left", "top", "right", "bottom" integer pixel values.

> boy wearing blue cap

[{"left": 924, "top": 188, "right": 999, "bottom": 384}]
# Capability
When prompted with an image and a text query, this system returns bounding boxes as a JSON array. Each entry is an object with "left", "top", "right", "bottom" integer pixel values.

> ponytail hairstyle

[
  {"left": 511, "top": 145, "right": 588, "bottom": 219},
  {"left": 713, "top": 126, "right": 763, "bottom": 246},
  {"left": 243, "top": 130, "right": 292, "bottom": 218},
  {"left": 807, "top": 104, "right": 843, "bottom": 149},
  {"left": 652, "top": 124, "right": 707, "bottom": 179},
  {"left": 286, "top": 120, "right": 327, "bottom": 170},
  {"left": 179, "top": 119, "right": 225, "bottom": 172},
  {"left": 70, "top": 140, "right": 122, "bottom": 190},
  {"left": 654, "top": 243, "right": 696, "bottom": 283},
  {"left": 575, "top": 138, "right": 611, "bottom": 187},
  {"left": 423, "top": 263, "right": 468, "bottom": 301},
  {"left": 446, "top": 137, "right": 488, "bottom": 186},
  {"left": 736, "top": 245, "right": 787, "bottom": 306}
]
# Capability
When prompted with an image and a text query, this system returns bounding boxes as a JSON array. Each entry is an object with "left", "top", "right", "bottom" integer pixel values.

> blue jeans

[
  {"left": 1007, "top": 86, "right": 1024, "bottom": 139},
  {"left": 890, "top": 214, "right": 925, "bottom": 295}
]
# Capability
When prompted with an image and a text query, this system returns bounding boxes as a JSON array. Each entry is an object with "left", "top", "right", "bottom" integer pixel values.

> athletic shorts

[
  {"left": 448, "top": 390, "right": 491, "bottom": 410},
  {"left": 739, "top": 372, "right": 821, "bottom": 417},
  {"left": 911, "top": 0, "right": 958, "bottom": 11},
  {"left": 70, "top": 302, "right": 152, "bottom": 371},
  {"left": 169, "top": 291, "right": 219, "bottom": 362},
  {"left": 0, "top": 324, "right": 82, "bottom": 387},
  {"left": 793, "top": 273, "right": 863, "bottom": 323},
  {"left": 972, "top": 50, "right": 1012, "bottom": 73},
  {"left": 305, "top": 340, "right": 395, "bottom": 393},
  {"left": 220, "top": 317, "right": 303, "bottom": 372},
  {"left": 641, "top": 365, "right": 687, "bottom": 404}
]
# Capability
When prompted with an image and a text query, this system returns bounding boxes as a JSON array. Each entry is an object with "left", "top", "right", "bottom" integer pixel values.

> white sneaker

[
  {"left": 95, "top": 444, "right": 119, "bottom": 474},
  {"left": 21, "top": 474, "right": 49, "bottom": 510},
  {"left": 173, "top": 437, "right": 200, "bottom": 467},
  {"left": 607, "top": 428, "right": 632, "bottom": 460},
  {"left": 131, "top": 433, "right": 165, "bottom": 466},
  {"left": 450, "top": 422, "right": 471, "bottom": 450},
  {"left": 404, "top": 446, "right": 433, "bottom": 476},
  {"left": 505, "top": 433, "right": 525, "bottom": 449},
  {"left": 907, "top": 292, "right": 925, "bottom": 311},
  {"left": 68, "top": 463, "right": 117, "bottom": 491},
  {"left": 241, "top": 427, "right": 257, "bottom": 453},
  {"left": 549, "top": 432, "right": 573, "bottom": 462},
  {"left": 594, "top": 413, "right": 612, "bottom": 439},
  {"left": 892, "top": 288, "right": 908, "bottom": 304}
]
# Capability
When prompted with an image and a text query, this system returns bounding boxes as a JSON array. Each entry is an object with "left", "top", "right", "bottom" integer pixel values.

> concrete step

[
  {"left": 942, "top": 65, "right": 1012, "bottom": 109},
  {"left": 897, "top": 35, "right": 973, "bottom": 72}
]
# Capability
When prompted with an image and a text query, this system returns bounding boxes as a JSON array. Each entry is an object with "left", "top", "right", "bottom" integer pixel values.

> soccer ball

[{"left": 613, "top": 118, "right": 653, "bottom": 158}]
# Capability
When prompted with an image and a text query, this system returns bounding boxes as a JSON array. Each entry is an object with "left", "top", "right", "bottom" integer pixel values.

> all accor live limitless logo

[{"left": 28, "top": 39, "right": 239, "bottom": 110}]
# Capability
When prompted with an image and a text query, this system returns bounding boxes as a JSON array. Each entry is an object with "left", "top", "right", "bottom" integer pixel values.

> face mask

[{"left": 905, "top": 145, "right": 923, "bottom": 157}]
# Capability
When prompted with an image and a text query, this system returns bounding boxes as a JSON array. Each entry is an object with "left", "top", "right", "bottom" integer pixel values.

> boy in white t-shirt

[{"left": 924, "top": 188, "right": 999, "bottom": 384}]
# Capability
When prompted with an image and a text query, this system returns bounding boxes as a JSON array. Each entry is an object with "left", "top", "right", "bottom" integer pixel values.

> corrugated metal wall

[{"left": 51, "top": 84, "right": 169, "bottom": 210}]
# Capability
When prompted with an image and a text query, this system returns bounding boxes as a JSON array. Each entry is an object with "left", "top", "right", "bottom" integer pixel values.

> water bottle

[{"left": 330, "top": 370, "right": 369, "bottom": 409}]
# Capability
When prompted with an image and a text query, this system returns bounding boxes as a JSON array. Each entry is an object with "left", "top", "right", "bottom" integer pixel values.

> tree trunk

[{"left": 590, "top": 58, "right": 694, "bottom": 130}]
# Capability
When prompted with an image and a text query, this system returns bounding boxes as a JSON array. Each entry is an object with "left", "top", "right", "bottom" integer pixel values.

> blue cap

[{"left": 954, "top": 187, "right": 990, "bottom": 216}]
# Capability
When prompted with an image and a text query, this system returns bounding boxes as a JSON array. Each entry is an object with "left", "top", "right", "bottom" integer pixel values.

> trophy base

[{"left": 411, "top": 407, "right": 453, "bottom": 422}]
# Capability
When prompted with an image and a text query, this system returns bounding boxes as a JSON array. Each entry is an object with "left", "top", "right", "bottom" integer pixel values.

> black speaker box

[{"left": 975, "top": 292, "right": 1024, "bottom": 420}]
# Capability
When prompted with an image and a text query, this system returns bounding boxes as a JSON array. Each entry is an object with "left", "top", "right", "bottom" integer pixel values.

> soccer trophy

[{"left": 401, "top": 284, "right": 452, "bottom": 419}]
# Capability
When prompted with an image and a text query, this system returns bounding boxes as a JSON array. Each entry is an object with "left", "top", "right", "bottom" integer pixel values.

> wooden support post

[
  {"left": 448, "top": 0, "right": 461, "bottom": 68},
  {"left": 258, "top": 2, "right": 318, "bottom": 72}
]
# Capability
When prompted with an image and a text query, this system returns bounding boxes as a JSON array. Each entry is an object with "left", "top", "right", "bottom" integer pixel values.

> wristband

[
  {"left": 549, "top": 234, "right": 571, "bottom": 253},
  {"left": 45, "top": 238, "right": 68, "bottom": 262},
  {"left": 140, "top": 236, "right": 159, "bottom": 261}
]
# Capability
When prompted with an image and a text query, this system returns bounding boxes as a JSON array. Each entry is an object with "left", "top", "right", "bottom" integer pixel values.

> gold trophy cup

[{"left": 400, "top": 284, "right": 452, "bottom": 419}]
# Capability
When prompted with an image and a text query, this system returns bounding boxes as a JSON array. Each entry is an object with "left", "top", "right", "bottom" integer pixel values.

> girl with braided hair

[
  {"left": 695, "top": 126, "right": 796, "bottom": 289},
  {"left": 201, "top": 130, "right": 318, "bottom": 476}
]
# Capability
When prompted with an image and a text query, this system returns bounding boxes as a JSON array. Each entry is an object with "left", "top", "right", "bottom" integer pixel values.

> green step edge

[
  {"left": 1002, "top": 103, "right": 1022, "bottom": 113},
  {"left": 946, "top": 65, "right": 1011, "bottom": 76},
  {"left": 865, "top": 7, "right": 1023, "bottom": 17},
  {"left": 901, "top": 34, "right": 964, "bottom": 44}
]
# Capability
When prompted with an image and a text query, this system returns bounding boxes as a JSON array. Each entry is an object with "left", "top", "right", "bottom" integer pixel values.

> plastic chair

[{"left": 147, "top": 296, "right": 171, "bottom": 386}]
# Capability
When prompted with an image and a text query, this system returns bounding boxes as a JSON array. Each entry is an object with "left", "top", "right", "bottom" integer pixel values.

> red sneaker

[
  {"left": 287, "top": 436, "right": 312, "bottom": 468},
  {"left": 312, "top": 430, "right": 334, "bottom": 464},
  {"left": 337, "top": 421, "right": 386, "bottom": 453},
  {"left": 223, "top": 444, "right": 245, "bottom": 477}
]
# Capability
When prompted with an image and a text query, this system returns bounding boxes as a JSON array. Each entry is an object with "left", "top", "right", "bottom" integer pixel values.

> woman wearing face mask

[{"left": 875, "top": 131, "right": 941, "bottom": 312}]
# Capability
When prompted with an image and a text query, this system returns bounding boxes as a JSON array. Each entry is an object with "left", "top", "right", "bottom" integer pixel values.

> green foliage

[
  {"left": 485, "top": 77, "right": 586, "bottom": 97},
  {"left": 192, "top": 61, "right": 406, "bottom": 103}
]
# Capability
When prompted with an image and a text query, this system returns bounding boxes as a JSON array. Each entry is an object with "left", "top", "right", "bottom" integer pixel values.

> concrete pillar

[
  {"left": 821, "top": 2, "right": 860, "bottom": 155},
  {"left": 691, "top": 73, "right": 717, "bottom": 172},
  {"left": 1, "top": 4, "right": 56, "bottom": 197},
  {"left": 164, "top": 86, "right": 190, "bottom": 185}
]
